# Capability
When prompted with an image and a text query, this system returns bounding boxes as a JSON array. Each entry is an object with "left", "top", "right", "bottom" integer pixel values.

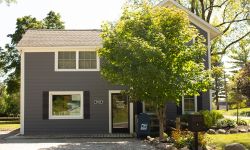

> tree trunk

[
  {"left": 215, "top": 77, "right": 220, "bottom": 110},
  {"left": 156, "top": 106, "right": 164, "bottom": 140}
]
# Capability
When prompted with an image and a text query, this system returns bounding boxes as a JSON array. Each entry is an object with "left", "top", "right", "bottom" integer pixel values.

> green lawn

[
  {"left": 0, "top": 124, "right": 20, "bottom": 131},
  {"left": 0, "top": 120, "right": 20, "bottom": 131},
  {"left": 216, "top": 107, "right": 250, "bottom": 116},
  {"left": 206, "top": 133, "right": 250, "bottom": 150}
]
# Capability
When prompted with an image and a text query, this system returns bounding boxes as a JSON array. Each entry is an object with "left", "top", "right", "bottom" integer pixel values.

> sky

[
  {"left": 0, "top": 0, "right": 234, "bottom": 80},
  {"left": 0, "top": 0, "right": 126, "bottom": 47}
]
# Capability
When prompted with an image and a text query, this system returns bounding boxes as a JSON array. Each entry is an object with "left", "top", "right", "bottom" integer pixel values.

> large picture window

[
  {"left": 182, "top": 95, "right": 197, "bottom": 114},
  {"left": 49, "top": 91, "right": 83, "bottom": 119},
  {"left": 55, "top": 50, "right": 99, "bottom": 71}
]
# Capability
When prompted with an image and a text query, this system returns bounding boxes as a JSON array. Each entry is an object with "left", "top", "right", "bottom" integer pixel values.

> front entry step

[{"left": 6, "top": 133, "right": 134, "bottom": 139}]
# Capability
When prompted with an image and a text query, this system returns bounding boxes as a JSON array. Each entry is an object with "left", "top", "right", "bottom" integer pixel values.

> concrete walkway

[
  {"left": 0, "top": 138, "right": 156, "bottom": 150},
  {"left": 0, "top": 130, "right": 155, "bottom": 150}
]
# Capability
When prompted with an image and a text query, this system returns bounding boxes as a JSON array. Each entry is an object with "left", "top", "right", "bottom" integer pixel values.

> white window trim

[
  {"left": 49, "top": 91, "right": 84, "bottom": 119},
  {"left": 55, "top": 50, "right": 100, "bottom": 72},
  {"left": 182, "top": 95, "right": 197, "bottom": 115}
]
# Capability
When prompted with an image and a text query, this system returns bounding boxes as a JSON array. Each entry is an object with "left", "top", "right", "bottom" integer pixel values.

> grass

[
  {"left": 206, "top": 133, "right": 250, "bottom": 150},
  {"left": 216, "top": 107, "right": 250, "bottom": 116},
  {"left": 0, "top": 120, "right": 20, "bottom": 131},
  {"left": 0, "top": 124, "right": 20, "bottom": 131}
]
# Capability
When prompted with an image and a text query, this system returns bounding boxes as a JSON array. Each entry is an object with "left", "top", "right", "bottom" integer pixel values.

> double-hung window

[
  {"left": 49, "top": 91, "right": 83, "bottom": 119},
  {"left": 182, "top": 95, "right": 197, "bottom": 114},
  {"left": 79, "top": 51, "right": 97, "bottom": 69},
  {"left": 58, "top": 51, "right": 76, "bottom": 69},
  {"left": 55, "top": 50, "right": 99, "bottom": 71}
]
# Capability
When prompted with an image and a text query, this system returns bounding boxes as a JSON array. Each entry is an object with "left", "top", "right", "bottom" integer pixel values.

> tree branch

[
  {"left": 199, "top": 0, "right": 205, "bottom": 20},
  {"left": 213, "top": 31, "right": 250, "bottom": 55},
  {"left": 205, "top": 0, "right": 229, "bottom": 11},
  {"left": 216, "top": 16, "right": 248, "bottom": 27},
  {"left": 206, "top": 0, "right": 215, "bottom": 22}
]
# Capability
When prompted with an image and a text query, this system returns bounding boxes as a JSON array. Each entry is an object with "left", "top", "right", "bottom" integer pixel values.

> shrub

[
  {"left": 172, "top": 130, "right": 193, "bottom": 148},
  {"left": 172, "top": 130, "right": 209, "bottom": 149},
  {"left": 216, "top": 118, "right": 237, "bottom": 128},
  {"left": 163, "top": 132, "right": 168, "bottom": 140},
  {"left": 200, "top": 110, "right": 224, "bottom": 128},
  {"left": 238, "top": 119, "right": 248, "bottom": 126}
]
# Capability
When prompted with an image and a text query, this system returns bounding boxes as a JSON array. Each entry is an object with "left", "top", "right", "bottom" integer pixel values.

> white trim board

[
  {"left": 20, "top": 51, "right": 25, "bottom": 135},
  {"left": 17, "top": 46, "right": 102, "bottom": 52}
]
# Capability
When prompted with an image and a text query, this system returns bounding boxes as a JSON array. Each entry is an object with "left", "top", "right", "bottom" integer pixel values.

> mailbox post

[{"left": 188, "top": 114, "right": 205, "bottom": 150}]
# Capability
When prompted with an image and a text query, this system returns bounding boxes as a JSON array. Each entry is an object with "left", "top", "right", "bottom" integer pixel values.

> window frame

[
  {"left": 182, "top": 95, "right": 197, "bottom": 114},
  {"left": 55, "top": 50, "right": 100, "bottom": 71},
  {"left": 49, "top": 91, "right": 84, "bottom": 119}
]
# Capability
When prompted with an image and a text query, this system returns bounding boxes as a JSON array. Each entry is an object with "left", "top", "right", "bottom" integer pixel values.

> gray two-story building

[{"left": 17, "top": 0, "right": 220, "bottom": 135}]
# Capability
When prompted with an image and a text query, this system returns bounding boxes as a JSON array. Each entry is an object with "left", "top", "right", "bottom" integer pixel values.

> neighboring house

[{"left": 17, "top": 0, "right": 220, "bottom": 135}]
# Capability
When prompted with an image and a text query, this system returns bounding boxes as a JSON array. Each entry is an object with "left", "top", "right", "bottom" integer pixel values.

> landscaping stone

[
  {"left": 229, "top": 128, "right": 238, "bottom": 134},
  {"left": 179, "top": 146, "right": 189, "bottom": 150},
  {"left": 165, "top": 144, "right": 177, "bottom": 150},
  {"left": 217, "top": 129, "right": 226, "bottom": 134},
  {"left": 156, "top": 143, "right": 166, "bottom": 149},
  {"left": 207, "top": 129, "right": 216, "bottom": 134},
  {"left": 239, "top": 129, "right": 247, "bottom": 133},
  {"left": 225, "top": 143, "right": 246, "bottom": 150}
]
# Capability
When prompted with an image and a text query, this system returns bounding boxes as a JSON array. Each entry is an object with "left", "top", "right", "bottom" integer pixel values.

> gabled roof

[
  {"left": 17, "top": 29, "right": 102, "bottom": 47},
  {"left": 157, "top": 0, "right": 221, "bottom": 40}
]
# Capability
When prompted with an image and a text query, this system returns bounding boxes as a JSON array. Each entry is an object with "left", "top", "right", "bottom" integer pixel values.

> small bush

[
  {"left": 163, "top": 132, "right": 168, "bottom": 140},
  {"left": 238, "top": 119, "right": 248, "bottom": 126},
  {"left": 216, "top": 118, "right": 237, "bottom": 128},
  {"left": 172, "top": 130, "right": 193, "bottom": 148},
  {"left": 200, "top": 110, "right": 224, "bottom": 128},
  {"left": 172, "top": 130, "right": 208, "bottom": 149}
]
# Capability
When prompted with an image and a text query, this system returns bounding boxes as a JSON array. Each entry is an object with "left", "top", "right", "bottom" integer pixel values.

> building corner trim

[{"left": 20, "top": 51, "right": 25, "bottom": 135}]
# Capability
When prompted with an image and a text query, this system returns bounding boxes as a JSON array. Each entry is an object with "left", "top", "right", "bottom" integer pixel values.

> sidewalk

[{"left": 224, "top": 115, "right": 250, "bottom": 120}]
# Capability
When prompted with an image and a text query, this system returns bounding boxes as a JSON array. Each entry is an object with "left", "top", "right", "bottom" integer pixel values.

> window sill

[
  {"left": 49, "top": 116, "right": 84, "bottom": 120},
  {"left": 55, "top": 69, "right": 100, "bottom": 72}
]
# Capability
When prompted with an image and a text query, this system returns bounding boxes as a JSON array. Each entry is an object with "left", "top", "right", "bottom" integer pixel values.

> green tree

[
  {"left": 235, "top": 62, "right": 250, "bottom": 99},
  {"left": 0, "top": 0, "right": 16, "bottom": 5},
  {"left": 177, "top": 0, "right": 249, "bottom": 55},
  {"left": 43, "top": 11, "right": 65, "bottom": 29},
  {"left": 211, "top": 55, "right": 224, "bottom": 110},
  {"left": 0, "top": 11, "right": 65, "bottom": 94},
  {"left": 229, "top": 38, "right": 250, "bottom": 70},
  {"left": 99, "top": 1, "right": 211, "bottom": 139}
]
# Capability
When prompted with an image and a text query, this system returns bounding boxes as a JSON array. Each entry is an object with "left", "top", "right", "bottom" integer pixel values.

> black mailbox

[
  {"left": 137, "top": 113, "right": 151, "bottom": 138},
  {"left": 188, "top": 114, "right": 205, "bottom": 132}
]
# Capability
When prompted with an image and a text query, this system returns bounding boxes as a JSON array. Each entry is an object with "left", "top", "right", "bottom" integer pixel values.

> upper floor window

[
  {"left": 182, "top": 95, "right": 197, "bottom": 114},
  {"left": 58, "top": 51, "right": 76, "bottom": 69},
  {"left": 55, "top": 50, "right": 99, "bottom": 71},
  {"left": 79, "top": 51, "right": 97, "bottom": 69}
]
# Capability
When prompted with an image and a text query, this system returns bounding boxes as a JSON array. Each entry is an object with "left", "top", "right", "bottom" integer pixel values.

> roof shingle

[{"left": 17, "top": 29, "right": 102, "bottom": 47}]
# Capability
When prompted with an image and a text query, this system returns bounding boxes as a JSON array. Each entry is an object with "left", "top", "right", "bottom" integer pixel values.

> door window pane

[{"left": 112, "top": 93, "right": 128, "bottom": 129}]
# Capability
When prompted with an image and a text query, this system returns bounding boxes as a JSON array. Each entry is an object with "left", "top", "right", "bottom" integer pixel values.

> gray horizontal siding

[{"left": 24, "top": 52, "right": 125, "bottom": 134}]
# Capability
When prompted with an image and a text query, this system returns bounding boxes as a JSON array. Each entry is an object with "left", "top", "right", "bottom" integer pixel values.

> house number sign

[{"left": 94, "top": 100, "right": 103, "bottom": 104}]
